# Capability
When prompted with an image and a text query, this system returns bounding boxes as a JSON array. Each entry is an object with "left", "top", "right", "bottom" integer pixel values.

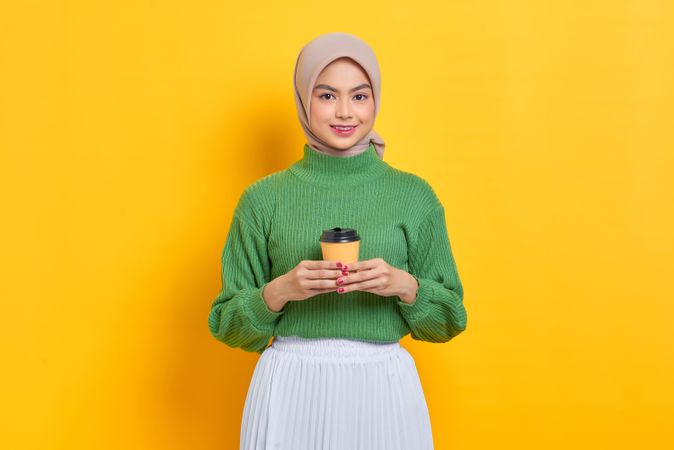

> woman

[{"left": 208, "top": 32, "right": 467, "bottom": 450}]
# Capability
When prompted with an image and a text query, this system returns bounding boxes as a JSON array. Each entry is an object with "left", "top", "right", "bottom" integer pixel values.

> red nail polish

[
  {"left": 336, "top": 262, "right": 342, "bottom": 268},
  {"left": 337, "top": 278, "right": 343, "bottom": 284},
  {"left": 342, "top": 271, "right": 348, "bottom": 276},
  {"left": 343, "top": 265, "right": 348, "bottom": 270},
  {"left": 337, "top": 287, "right": 344, "bottom": 293}
]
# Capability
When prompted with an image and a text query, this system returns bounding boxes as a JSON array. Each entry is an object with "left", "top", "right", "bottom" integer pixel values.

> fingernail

[
  {"left": 336, "top": 262, "right": 342, "bottom": 268},
  {"left": 342, "top": 271, "right": 348, "bottom": 276},
  {"left": 337, "top": 287, "right": 344, "bottom": 293},
  {"left": 337, "top": 278, "right": 343, "bottom": 284},
  {"left": 343, "top": 265, "right": 348, "bottom": 270}
]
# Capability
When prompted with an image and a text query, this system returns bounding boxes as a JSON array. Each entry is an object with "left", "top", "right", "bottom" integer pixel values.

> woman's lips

[{"left": 330, "top": 125, "right": 357, "bottom": 136}]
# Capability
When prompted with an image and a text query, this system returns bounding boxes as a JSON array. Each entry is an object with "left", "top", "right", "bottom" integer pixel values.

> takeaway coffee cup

[{"left": 319, "top": 227, "right": 360, "bottom": 265}]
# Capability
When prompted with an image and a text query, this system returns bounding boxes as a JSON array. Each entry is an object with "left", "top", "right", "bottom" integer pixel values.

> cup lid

[{"left": 319, "top": 227, "right": 360, "bottom": 243}]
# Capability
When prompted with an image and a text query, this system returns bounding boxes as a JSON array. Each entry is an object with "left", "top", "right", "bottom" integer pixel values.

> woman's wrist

[
  {"left": 397, "top": 271, "right": 419, "bottom": 304},
  {"left": 262, "top": 276, "right": 288, "bottom": 312}
]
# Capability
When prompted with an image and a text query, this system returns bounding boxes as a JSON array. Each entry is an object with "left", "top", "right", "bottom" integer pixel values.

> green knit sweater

[{"left": 208, "top": 142, "right": 467, "bottom": 354}]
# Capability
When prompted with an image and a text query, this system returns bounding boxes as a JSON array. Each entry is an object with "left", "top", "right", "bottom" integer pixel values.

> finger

[
  {"left": 302, "top": 259, "right": 346, "bottom": 270},
  {"left": 344, "top": 257, "right": 381, "bottom": 273},
  {"left": 337, "top": 268, "right": 379, "bottom": 286},
  {"left": 301, "top": 287, "right": 340, "bottom": 299},
  {"left": 304, "top": 267, "right": 344, "bottom": 280},
  {"left": 337, "top": 278, "right": 383, "bottom": 294},
  {"left": 306, "top": 279, "right": 345, "bottom": 290}
]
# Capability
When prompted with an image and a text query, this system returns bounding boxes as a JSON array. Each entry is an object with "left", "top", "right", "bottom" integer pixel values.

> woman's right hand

[{"left": 262, "top": 260, "right": 348, "bottom": 312}]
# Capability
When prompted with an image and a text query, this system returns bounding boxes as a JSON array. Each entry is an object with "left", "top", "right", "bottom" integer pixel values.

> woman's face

[{"left": 309, "top": 57, "right": 375, "bottom": 150}]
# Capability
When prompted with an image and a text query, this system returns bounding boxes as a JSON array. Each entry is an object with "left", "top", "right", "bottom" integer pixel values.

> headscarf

[{"left": 293, "top": 32, "right": 385, "bottom": 159}]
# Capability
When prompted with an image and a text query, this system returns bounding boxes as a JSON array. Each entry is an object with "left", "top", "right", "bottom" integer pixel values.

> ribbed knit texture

[{"left": 208, "top": 142, "right": 467, "bottom": 354}]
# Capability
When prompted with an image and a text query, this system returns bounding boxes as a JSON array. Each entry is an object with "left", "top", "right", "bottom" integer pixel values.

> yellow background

[{"left": 2, "top": 1, "right": 673, "bottom": 449}]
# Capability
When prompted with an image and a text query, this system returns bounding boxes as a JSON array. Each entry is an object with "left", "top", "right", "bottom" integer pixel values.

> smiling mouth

[{"left": 330, "top": 124, "right": 358, "bottom": 136}]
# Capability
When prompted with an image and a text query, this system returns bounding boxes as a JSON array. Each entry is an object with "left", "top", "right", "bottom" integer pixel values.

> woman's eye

[{"left": 319, "top": 93, "right": 368, "bottom": 101}]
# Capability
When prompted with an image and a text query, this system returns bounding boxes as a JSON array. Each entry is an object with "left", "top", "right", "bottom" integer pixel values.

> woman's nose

[{"left": 336, "top": 99, "right": 352, "bottom": 118}]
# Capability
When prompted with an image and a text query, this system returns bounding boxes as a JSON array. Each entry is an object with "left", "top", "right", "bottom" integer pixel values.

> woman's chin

[
  {"left": 332, "top": 141, "right": 357, "bottom": 150},
  {"left": 314, "top": 127, "right": 370, "bottom": 149},
  {"left": 324, "top": 135, "right": 363, "bottom": 150}
]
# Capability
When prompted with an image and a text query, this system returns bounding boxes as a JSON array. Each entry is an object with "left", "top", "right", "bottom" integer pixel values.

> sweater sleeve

[
  {"left": 207, "top": 195, "right": 284, "bottom": 354},
  {"left": 398, "top": 204, "right": 467, "bottom": 343}
]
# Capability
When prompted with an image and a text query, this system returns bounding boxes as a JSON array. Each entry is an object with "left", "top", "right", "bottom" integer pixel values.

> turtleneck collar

[{"left": 288, "top": 141, "right": 390, "bottom": 187}]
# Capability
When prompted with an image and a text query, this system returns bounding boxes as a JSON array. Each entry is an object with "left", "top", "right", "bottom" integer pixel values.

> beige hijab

[{"left": 293, "top": 32, "right": 385, "bottom": 159}]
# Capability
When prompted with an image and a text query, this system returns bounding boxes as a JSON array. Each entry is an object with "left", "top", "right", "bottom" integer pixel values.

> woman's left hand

[{"left": 335, "top": 257, "right": 419, "bottom": 303}]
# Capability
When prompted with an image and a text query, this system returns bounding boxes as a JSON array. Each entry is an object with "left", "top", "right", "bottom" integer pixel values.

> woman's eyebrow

[{"left": 313, "top": 83, "right": 372, "bottom": 93}]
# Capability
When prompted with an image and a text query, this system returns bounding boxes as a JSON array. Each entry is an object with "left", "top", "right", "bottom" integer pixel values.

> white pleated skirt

[{"left": 240, "top": 335, "right": 434, "bottom": 450}]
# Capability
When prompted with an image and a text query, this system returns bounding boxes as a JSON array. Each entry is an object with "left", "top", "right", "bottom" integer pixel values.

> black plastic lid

[{"left": 319, "top": 227, "right": 360, "bottom": 243}]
